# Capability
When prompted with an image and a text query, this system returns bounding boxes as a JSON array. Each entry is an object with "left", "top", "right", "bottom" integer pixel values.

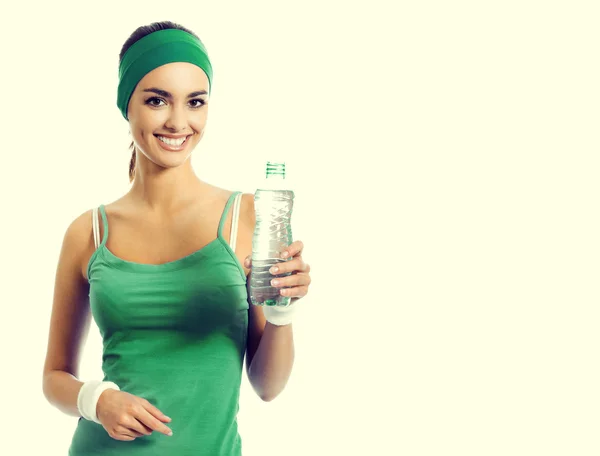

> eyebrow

[{"left": 142, "top": 88, "right": 208, "bottom": 98}]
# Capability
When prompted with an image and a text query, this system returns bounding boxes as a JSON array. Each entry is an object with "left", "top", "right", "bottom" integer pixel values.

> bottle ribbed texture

[{"left": 250, "top": 162, "right": 294, "bottom": 307}]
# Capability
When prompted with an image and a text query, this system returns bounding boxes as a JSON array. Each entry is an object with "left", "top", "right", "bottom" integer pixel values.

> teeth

[{"left": 157, "top": 136, "right": 187, "bottom": 146}]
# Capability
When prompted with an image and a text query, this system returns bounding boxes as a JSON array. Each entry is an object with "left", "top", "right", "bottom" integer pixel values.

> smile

[{"left": 156, "top": 135, "right": 188, "bottom": 146}]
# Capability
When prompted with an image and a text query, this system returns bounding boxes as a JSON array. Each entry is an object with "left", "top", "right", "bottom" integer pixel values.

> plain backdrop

[{"left": 1, "top": 1, "right": 599, "bottom": 455}]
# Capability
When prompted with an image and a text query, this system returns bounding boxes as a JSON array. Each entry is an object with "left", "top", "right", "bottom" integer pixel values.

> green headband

[{"left": 117, "top": 28, "right": 213, "bottom": 120}]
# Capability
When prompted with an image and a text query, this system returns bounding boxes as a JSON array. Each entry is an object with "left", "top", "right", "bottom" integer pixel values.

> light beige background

[{"left": 0, "top": 1, "right": 598, "bottom": 455}]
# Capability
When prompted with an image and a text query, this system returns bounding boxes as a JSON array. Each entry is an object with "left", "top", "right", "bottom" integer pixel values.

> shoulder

[
  {"left": 60, "top": 208, "right": 97, "bottom": 278},
  {"left": 240, "top": 192, "right": 255, "bottom": 223},
  {"left": 211, "top": 185, "right": 255, "bottom": 224},
  {"left": 63, "top": 209, "right": 94, "bottom": 249},
  {"left": 238, "top": 192, "right": 256, "bottom": 240}
]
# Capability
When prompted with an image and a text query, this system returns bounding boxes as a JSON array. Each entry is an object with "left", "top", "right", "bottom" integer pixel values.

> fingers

[
  {"left": 108, "top": 426, "right": 137, "bottom": 441},
  {"left": 279, "top": 284, "right": 310, "bottom": 298},
  {"left": 113, "top": 433, "right": 135, "bottom": 441},
  {"left": 107, "top": 410, "right": 156, "bottom": 441},
  {"left": 136, "top": 405, "right": 173, "bottom": 436},
  {"left": 269, "top": 257, "right": 310, "bottom": 275},
  {"left": 246, "top": 239, "right": 310, "bottom": 300},
  {"left": 271, "top": 272, "right": 311, "bottom": 289},
  {"left": 129, "top": 429, "right": 146, "bottom": 438},
  {"left": 139, "top": 398, "right": 172, "bottom": 423},
  {"left": 100, "top": 391, "right": 173, "bottom": 441},
  {"left": 270, "top": 270, "right": 310, "bottom": 299},
  {"left": 115, "top": 425, "right": 145, "bottom": 439},
  {"left": 244, "top": 240, "right": 305, "bottom": 268},
  {"left": 123, "top": 417, "right": 153, "bottom": 436},
  {"left": 266, "top": 241, "right": 310, "bottom": 299},
  {"left": 281, "top": 240, "right": 304, "bottom": 259}
]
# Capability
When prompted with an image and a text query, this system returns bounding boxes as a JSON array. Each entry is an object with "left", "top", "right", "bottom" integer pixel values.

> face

[{"left": 127, "top": 62, "right": 210, "bottom": 171}]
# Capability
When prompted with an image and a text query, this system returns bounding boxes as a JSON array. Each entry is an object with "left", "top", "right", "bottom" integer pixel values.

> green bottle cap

[{"left": 266, "top": 161, "right": 285, "bottom": 179}]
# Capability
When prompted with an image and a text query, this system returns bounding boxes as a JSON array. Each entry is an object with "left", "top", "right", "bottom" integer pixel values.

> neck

[{"left": 128, "top": 156, "right": 206, "bottom": 211}]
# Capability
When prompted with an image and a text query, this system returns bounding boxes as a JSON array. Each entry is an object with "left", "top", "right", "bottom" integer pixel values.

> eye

[
  {"left": 146, "top": 97, "right": 166, "bottom": 107},
  {"left": 189, "top": 98, "right": 206, "bottom": 108}
]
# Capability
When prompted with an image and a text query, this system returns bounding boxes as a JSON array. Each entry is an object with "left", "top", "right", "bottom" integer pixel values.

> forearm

[
  {"left": 247, "top": 322, "right": 295, "bottom": 401},
  {"left": 43, "top": 370, "right": 84, "bottom": 417}
]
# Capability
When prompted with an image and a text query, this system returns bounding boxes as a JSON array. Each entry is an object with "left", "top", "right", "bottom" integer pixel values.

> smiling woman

[
  {"left": 41, "top": 20, "right": 311, "bottom": 456},
  {"left": 126, "top": 61, "right": 210, "bottom": 174},
  {"left": 118, "top": 22, "right": 212, "bottom": 182}
]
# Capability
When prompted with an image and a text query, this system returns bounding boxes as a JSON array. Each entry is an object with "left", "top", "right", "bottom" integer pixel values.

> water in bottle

[{"left": 249, "top": 162, "right": 295, "bottom": 307}]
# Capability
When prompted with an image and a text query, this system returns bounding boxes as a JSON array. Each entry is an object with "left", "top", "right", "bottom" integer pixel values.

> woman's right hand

[{"left": 96, "top": 389, "right": 173, "bottom": 441}]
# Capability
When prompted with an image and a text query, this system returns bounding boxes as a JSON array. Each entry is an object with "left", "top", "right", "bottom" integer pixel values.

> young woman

[{"left": 42, "top": 21, "right": 311, "bottom": 455}]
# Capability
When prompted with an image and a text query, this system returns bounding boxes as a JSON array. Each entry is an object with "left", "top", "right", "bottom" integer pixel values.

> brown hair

[{"left": 119, "top": 21, "right": 200, "bottom": 182}]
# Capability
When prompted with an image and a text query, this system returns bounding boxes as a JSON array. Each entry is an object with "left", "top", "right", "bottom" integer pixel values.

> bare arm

[
  {"left": 245, "top": 300, "right": 295, "bottom": 402},
  {"left": 42, "top": 211, "right": 95, "bottom": 417}
]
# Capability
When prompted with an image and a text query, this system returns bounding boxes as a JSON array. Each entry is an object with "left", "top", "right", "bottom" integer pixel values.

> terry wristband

[
  {"left": 262, "top": 302, "right": 299, "bottom": 326},
  {"left": 77, "top": 380, "right": 120, "bottom": 424}
]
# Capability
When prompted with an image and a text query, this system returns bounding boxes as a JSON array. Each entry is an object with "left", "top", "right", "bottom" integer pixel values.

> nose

[{"left": 164, "top": 104, "right": 187, "bottom": 131}]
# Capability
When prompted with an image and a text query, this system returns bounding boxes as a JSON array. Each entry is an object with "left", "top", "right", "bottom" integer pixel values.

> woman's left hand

[{"left": 244, "top": 240, "right": 311, "bottom": 303}]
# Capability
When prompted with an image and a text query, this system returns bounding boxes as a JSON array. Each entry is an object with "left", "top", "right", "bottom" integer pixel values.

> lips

[{"left": 154, "top": 134, "right": 191, "bottom": 151}]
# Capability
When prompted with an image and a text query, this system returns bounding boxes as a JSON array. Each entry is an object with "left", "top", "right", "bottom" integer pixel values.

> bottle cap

[{"left": 266, "top": 161, "right": 286, "bottom": 179}]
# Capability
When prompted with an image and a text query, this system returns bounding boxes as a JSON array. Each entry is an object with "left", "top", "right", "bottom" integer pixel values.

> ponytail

[{"left": 128, "top": 141, "right": 136, "bottom": 182}]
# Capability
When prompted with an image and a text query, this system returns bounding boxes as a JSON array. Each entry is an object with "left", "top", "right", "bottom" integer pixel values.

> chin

[{"left": 156, "top": 151, "right": 193, "bottom": 170}]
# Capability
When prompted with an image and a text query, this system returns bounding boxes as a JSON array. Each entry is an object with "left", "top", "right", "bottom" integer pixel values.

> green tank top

[{"left": 69, "top": 192, "right": 249, "bottom": 456}]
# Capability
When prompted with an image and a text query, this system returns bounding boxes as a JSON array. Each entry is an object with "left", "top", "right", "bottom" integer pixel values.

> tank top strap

[
  {"left": 97, "top": 204, "right": 109, "bottom": 247},
  {"left": 92, "top": 208, "right": 100, "bottom": 249},
  {"left": 217, "top": 191, "right": 242, "bottom": 239}
]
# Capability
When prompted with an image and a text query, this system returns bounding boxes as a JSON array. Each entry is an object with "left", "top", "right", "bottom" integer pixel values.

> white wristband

[
  {"left": 262, "top": 302, "right": 299, "bottom": 326},
  {"left": 77, "top": 380, "right": 120, "bottom": 424}
]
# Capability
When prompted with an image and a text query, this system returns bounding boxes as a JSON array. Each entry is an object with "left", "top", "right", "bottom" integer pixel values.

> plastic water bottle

[{"left": 249, "top": 162, "right": 295, "bottom": 307}]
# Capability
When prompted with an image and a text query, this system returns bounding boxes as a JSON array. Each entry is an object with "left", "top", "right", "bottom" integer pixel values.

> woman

[{"left": 42, "top": 21, "right": 311, "bottom": 455}]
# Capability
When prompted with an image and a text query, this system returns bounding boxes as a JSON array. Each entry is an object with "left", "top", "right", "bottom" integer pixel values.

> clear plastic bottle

[{"left": 249, "top": 162, "right": 295, "bottom": 307}]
